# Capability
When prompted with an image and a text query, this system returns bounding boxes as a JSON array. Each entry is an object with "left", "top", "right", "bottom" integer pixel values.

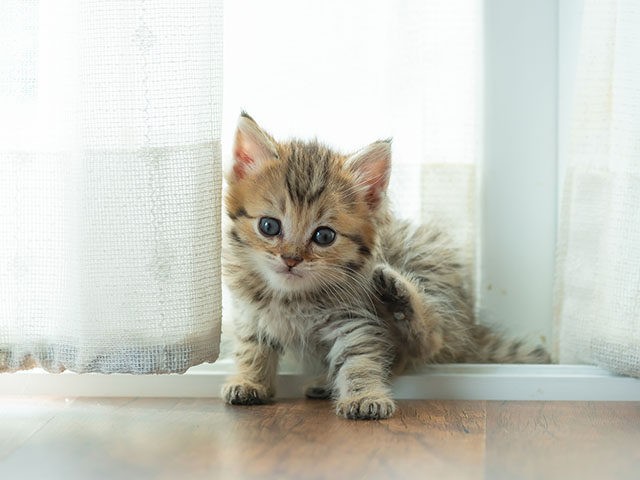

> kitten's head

[{"left": 225, "top": 112, "right": 391, "bottom": 297}]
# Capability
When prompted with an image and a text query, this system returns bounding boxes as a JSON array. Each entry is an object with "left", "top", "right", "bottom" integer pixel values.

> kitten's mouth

[
  {"left": 279, "top": 268, "right": 303, "bottom": 279},
  {"left": 266, "top": 264, "right": 309, "bottom": 291}
]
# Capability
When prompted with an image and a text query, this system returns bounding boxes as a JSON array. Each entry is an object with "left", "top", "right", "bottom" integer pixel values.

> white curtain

[
  {"left": 0, "top": 1, "right": 223, "bottom": 373},
  {"left": 222, "top": 0, "right": 481, "bottom": 332},
  {"left": 555, "top": 0, "right": 640, "bottom": 376}
]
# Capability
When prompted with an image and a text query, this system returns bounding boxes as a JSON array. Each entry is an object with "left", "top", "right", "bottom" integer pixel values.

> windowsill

[{"left": 2, "top": 361, "right": 639, "bottom": 401}]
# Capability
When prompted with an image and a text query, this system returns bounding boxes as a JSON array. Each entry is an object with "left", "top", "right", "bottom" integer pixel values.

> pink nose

[{"left": 281, "top": 255, "right": 303, "bottom": 268}]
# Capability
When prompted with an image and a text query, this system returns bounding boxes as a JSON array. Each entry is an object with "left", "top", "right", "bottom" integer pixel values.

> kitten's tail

[{"left": 469, "top": 324, "right": 551, "bottom": 364}]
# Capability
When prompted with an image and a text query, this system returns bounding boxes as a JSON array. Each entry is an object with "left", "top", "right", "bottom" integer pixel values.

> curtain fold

[
  {"left": 555, "top": 0, "right": 640, "bottom": 377},
  {"left": 0, "top": 1, "right": 223, "bottom": 373}
]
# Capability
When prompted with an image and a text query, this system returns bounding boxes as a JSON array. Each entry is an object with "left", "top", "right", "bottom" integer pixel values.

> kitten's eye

[
  {"left": 258, "top": 217, "right": 281, "bottom": 237},
  {"left": 312, "top": 227, "right": 336, "bottom": 246}
]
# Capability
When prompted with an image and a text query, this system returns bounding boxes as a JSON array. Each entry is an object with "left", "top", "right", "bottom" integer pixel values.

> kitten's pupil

[
  {"left": 259, "top": 217, "right": 281, "bottom": 237},
  {"left": 313, "top": 227, "right": 336, "bottom": 246}
]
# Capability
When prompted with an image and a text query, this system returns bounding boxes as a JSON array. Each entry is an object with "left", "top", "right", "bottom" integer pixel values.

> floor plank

[
  {"left": 0, "top": 398, "right": 485, "bottom": 480},
  {"left": 1, "top": 398, "right": 639, "bottom": 480},
  {"left": 485, "top": 401, "right": 640, "bottom": 480},
  {"left": 213, "top": 400, "right": 485, "bottom": 480}
]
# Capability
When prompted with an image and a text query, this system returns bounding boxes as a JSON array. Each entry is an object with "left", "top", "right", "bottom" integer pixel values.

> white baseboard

[{"left": 2, "top": 361, "right": 639, "bottom": 401}]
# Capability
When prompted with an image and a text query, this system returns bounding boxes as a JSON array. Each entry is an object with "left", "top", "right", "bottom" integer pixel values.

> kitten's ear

[
  {"left": 230, "top": 112, "right": 278, "bottom": 182},
  {"left": 344, "top": 139, "right": 392, "bottom": 209}
]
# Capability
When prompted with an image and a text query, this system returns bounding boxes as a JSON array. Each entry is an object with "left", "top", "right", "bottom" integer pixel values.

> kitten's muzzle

[{"left": 281, "top": 254, "right": 303, "bottom": 269}]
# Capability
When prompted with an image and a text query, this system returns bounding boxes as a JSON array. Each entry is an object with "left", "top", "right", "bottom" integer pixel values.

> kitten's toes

[
  {"left": 373, "top": 265, "right": 410, "bottom": 300},
  {"left": 372, "top": 265, "right": 396, "bottom": 297},
  {"left": 222, "top": 381, "right": 272, "bottom": 405},
  {"left": 335, "top": 395, "right": 396, "bottom": 420},
  {"left": 373, "top": 265, "right": 415, "bottom": 321}
]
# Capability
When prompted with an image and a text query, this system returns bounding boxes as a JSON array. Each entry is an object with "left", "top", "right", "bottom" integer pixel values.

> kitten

[{"left": 222, "top": 112, "right": 549, "bottom": 420}]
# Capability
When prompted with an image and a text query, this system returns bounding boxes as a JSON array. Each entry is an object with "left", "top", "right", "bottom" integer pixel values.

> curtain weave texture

[
  {"left": 555, "top": 0, "right": 640, "bottom": 377},
  {"left": 0, "top": 1, "right": 223, "bottom": 373}
]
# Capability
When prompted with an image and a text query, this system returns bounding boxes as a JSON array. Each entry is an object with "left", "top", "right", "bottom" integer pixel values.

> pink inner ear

[
  {"left": 346, "top": 140, "right": 391, "bottom": 210},
  {"left": 233, "top": 148, "right": 254, "bottom": 180},
  {"left": 364, "top": 180, "right": 386, "bottom": 208},
  {"left": 362, "top": 163, "right": 389, "bottom": 209},
  {"left": 365, "top": 186, "right": 382, "bottom": 208}
]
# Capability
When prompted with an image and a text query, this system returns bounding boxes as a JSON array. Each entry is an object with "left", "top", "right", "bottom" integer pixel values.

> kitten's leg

[
  {"left": 373, "top": 263, "right": 448, "bottom": 363},
  {"left": 325, "top": 319, "right": 396, "bottom": 420},
  {"left": 222, "top": 336, "right": 280, "bottom": 405},
  {"left": 333, "top": 356, "right": 396, "bottom": 420},
  {"left": 373, "top": 264, "right": 421, "bottom": 323}
]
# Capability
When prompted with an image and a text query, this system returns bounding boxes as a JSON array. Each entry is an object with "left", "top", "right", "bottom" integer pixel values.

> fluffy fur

[{"left": 222, "top": 113, "right": 549, "bottom": 420}]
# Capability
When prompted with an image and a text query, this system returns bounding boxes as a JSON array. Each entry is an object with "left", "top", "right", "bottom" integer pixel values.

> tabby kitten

[{"left": 222, "top": 112, "right": 549, "bottom": 420}]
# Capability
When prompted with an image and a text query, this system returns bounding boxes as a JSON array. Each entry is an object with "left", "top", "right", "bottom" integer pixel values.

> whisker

[{"left": 317, "top": 266, "right": 378, "bottom": 317}]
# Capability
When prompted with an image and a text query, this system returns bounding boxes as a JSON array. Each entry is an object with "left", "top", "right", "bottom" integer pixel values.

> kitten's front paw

[
  {"left": 373, "top": 265, "right": 415, "bottom": 321},
  {"left": 335, "top": 395, "right": 396, "bottom": 420},
  {"left": 222, "top": 381, "right": 272, "bottom": 405}
]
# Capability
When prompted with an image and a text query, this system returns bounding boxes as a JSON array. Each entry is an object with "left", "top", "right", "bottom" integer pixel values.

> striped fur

[{"left": 222, "top": 113, "right": 549, "bottom": 419}]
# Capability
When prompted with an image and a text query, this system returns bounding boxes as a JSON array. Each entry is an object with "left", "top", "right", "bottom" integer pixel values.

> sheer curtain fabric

[
  {"left": 555, "top": 0, "right": 640, "bottom": 377},
  {"left": 0, "top": 1, "right": 223, "bottom": 373}
]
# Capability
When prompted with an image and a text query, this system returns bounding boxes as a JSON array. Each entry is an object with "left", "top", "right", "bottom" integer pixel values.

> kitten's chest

[
  {"left": 255, "top": 301, "right": 323, "bottom": 348},
  {"left": 245, "top": 302, "right": 327, "bottom": 351}
]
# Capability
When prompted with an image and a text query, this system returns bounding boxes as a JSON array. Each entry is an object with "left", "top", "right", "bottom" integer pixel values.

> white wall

[
  {"left": 481, "top": 0, "right": 558, "bottom": 345},
  {"left": 558, "top": 0, "right": 585, "bottom": 206}
]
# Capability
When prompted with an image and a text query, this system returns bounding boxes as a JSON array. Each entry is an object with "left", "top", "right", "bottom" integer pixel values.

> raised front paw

[
  {"left": 372, "top": 264, "right": 415, "bottom": 321},
  {"left": 335, "top": 394, "right": 396, "bottom": 420},
  {"left": 222, "top": 381, "right": 273, "bottom": 405}
]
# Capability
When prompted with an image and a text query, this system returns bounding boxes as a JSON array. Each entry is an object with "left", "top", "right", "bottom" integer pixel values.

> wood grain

[
  {"left": 485, "top": 401, "right": 640, "bottom": 480},
  {"left": 212, "top": 400, "right": 485, "bottom": 480},
  {"left": 1, "top": 398, "right": 639, "bottom": 480}
]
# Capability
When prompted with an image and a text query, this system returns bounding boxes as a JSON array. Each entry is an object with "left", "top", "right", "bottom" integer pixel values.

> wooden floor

[{"left": 1, "top": 398, "right": 639, "bottom": 480}]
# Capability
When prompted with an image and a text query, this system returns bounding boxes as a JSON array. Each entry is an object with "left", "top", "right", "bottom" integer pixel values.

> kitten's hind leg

[
  {"left": 373, "top": 264, "right": 422, "bottom": 324},
  {"left": 372, "top": 264, "right": 447, "bottom": 365}
]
